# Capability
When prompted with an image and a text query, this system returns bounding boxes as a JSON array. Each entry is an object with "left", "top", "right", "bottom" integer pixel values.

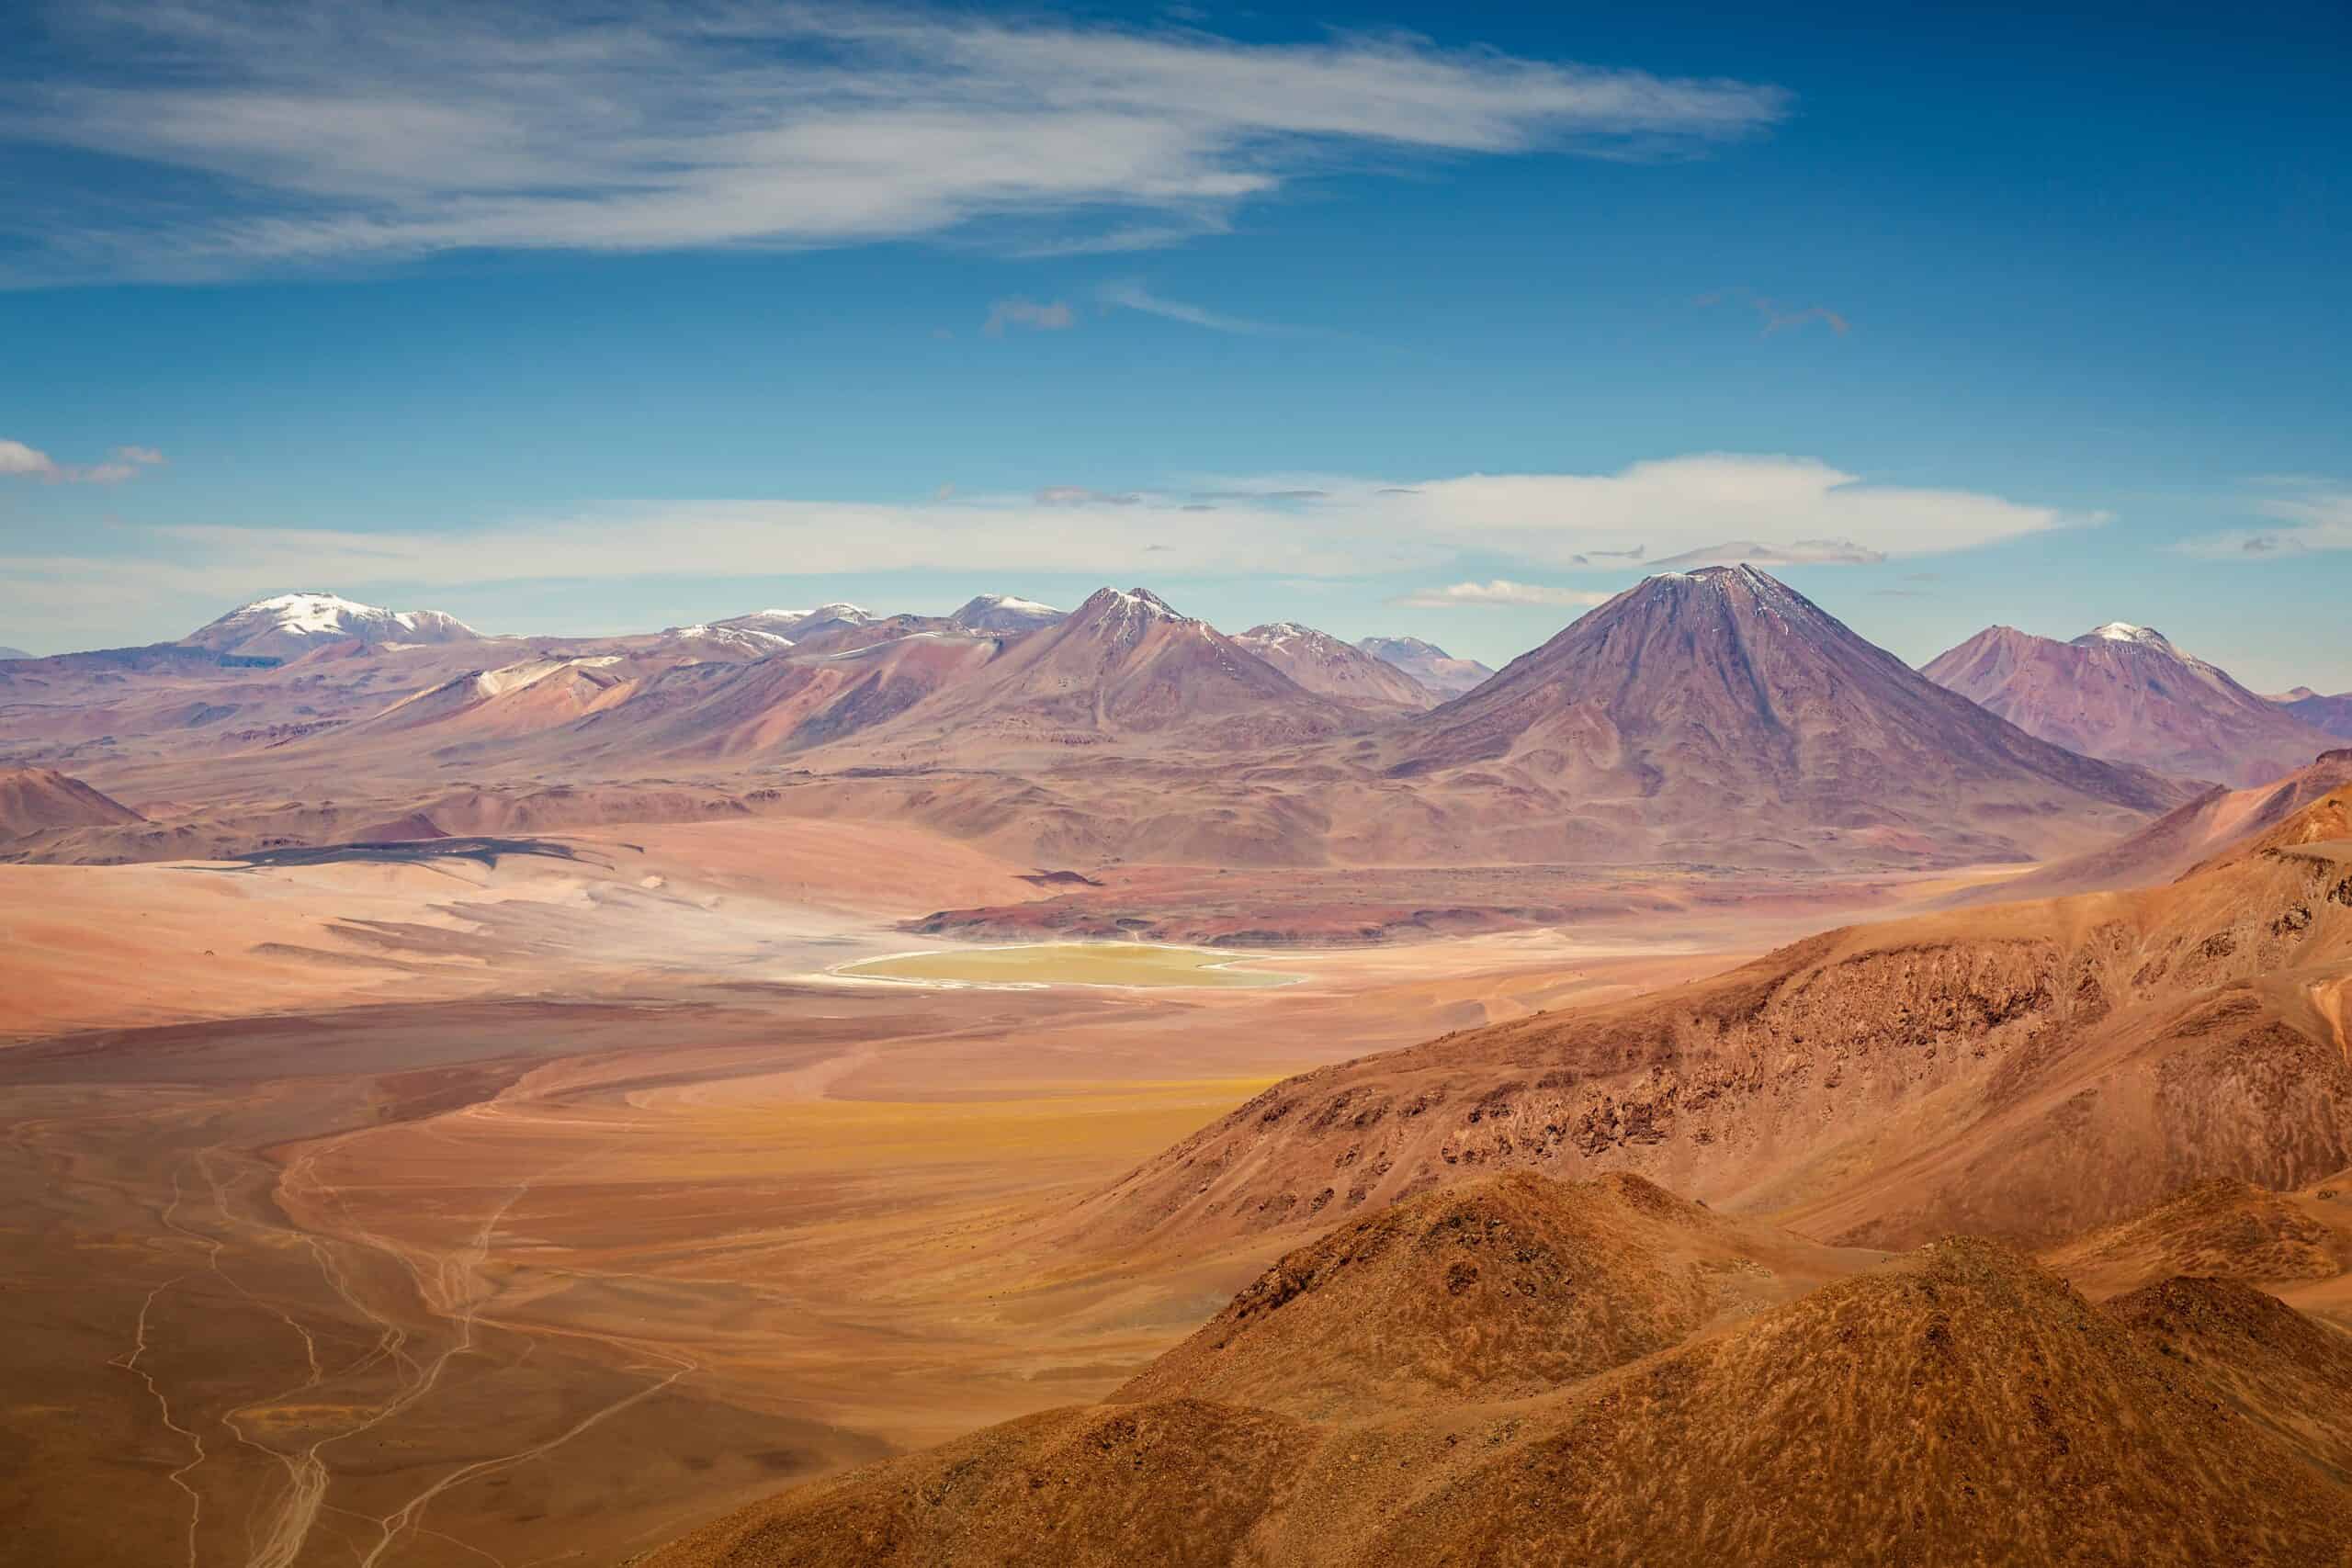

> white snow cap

[
  {"left": 240, "top": 592, "right": 415, "bottom": 633},
  {"left": 2085, "top": 621, "right": 2172, "bottom": 646},
  {"left": 668, "top": 623, "right": 793, "bottom": 649},
  {"left": 1241, "top": 621, "right": 1327, "bottom": 649},
  {"left": 200, "top": 592, "right": 478, "bottom": 643},
  {"left": 1096, "top": 586, "right": 1183, "bottom": 617},
  {"left": 716, "top": 604, "right": 875, "bottom": 633},
  {"left": 949, "top": 592, "right": 1067, "bottom": 630}
]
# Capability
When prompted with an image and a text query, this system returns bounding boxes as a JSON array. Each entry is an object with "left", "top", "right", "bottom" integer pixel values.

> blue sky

[{"left": 2, "top": 0, "right": 2346, "bottom": 689}]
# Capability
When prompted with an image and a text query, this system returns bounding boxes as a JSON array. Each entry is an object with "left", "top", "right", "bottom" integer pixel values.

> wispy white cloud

[
  {"left": 1097, "top": 278, "right": 1283, "bottom": 334},
  {"left": 1034, "top": 485, "right": 1142, "bottom": 505},
  {"left": 1392, "top": 580, "right": 1616, "bottom": 608},
  {"left": 1648, "top": 537, "right": 1884, "bottom": 568},
  {"left": 2177, "top": 481, "right": 2352, "bottom": 558},
  {"left": 4, "top": 2, "right": 1791, "bottom": 282},
  {"left": 0, "top": 437, "right": 164, "bottom": 483},
  {"left": 1697, "top": 287, "right": 1849, "bottom": 337},
  {"left": 983, "top": 297, "right": 1075, "bottom": 335},
  {"left": 0, "top": 454, "right": 2082, "bottom": 636}
]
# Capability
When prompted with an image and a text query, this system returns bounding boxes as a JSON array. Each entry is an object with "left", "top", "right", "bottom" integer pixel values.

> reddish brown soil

[
  {"left": 647, "top": 1178, "right": 2352, "bottom": 1568},
  {"left": 1071, "top": 791, "right": 2352, "bottom": 1256}
]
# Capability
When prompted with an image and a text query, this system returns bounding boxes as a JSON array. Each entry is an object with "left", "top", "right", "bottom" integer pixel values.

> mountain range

[
  {"left": 1234, "top": 622, "right": 1439, "bottom": 711},
  {"left": 2, "top": 570, "right": 2233, "bottom": 872},
  {"left": 1923, "top": 620, "right": 2342, "bottom": 787}
]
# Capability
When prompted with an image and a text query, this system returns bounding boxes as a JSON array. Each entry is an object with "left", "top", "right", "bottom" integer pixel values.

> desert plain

[{"left": 2, "top": 814, "right": 1864, "bottom": 1567}]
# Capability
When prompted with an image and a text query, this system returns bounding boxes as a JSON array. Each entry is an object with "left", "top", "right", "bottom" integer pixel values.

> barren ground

[{"left": 0, "top": 818, "right": 1855, "bottom": 1566}]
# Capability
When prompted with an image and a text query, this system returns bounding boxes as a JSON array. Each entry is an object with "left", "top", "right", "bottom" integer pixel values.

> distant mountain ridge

[
  {"left": 1235, "top": 621, "right": 1439, "bottom": 710},
  {"left": 876, "top": 586, "right": 1352, "bottom": 750},
  {"left": 1355, "top": 635, "right": 1494, "bottom": 696},
  {"left": 947, "top": 593, "right": 1064, "bottom": 632},
  {"left": 4, "top": 571, "right": 2206, "bottom": 874},
  {"left": 182, "top": 592, "right": 481, "bottom": 659},
  {"left": 1924, "top": 621, "right": 2341, "bottom": 787},
  {"left": 2276, "top": 688, "right": 2352, "bottom": 741}
]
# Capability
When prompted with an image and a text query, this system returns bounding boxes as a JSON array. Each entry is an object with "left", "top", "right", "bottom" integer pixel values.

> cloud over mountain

[
  {"left": 1393, "top": 580, "right": 1614, "bottom": 608},
  {"left": 0, "top": 452, "right": 2092, "bottom": 649},
  {"left": 1649, "top": 537, "right": 1886, "bottom": 569}
]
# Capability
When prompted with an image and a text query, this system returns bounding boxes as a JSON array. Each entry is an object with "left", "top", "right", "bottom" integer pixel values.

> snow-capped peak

[
  {"left": 183, "top": 592, "right": 480, "bottom": 654},
  {"left": 1357, "top": 635, "right": 1450, "bottom": 660},
  {"left": 1240, "top": 621, "right": 1323, "bottom": 650},
  {"left": 665, "top": 623, "right": 794, "bottom": 650},
  {"left": 948, "top": 592, "right": 1066, "bottom": 631},
  {"left": 715, "top": 604, "right": 875, "bottom": 635},
  {"left": 243, "top": 591, "right": 400, "bottom": 629},
  {"left": 1069, "top": 586, "right": 1196, "bottom": 639},
  {"left": 1082, "top": 585, "right": 1183, "bottom": 618},
  {"left": 2082, "top": 621, "right": 2172, "bottom": 647}
]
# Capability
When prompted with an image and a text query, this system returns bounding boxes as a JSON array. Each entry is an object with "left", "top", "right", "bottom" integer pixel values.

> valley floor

[{"left": 0, "top": 819, "right": 1780, "bottom": 1567}]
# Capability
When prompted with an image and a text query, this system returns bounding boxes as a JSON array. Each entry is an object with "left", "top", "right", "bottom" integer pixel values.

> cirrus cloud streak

[
  {"left": 6, "top": 1, "right": 1792, "bottom": 282},
  {"left": 2177, "top": 482, "right": 2352, "bottom": 558}
]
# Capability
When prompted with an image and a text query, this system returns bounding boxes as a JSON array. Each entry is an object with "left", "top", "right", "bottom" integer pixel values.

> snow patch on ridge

[{"left": 188, "top": 591, "right": 480, "bottom": 650}]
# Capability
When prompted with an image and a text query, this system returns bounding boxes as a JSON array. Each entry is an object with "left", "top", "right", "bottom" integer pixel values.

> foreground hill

[
  {"left": 648, "top": 1175, "right": 2352, "bottom": 1568},
  {"left": 2041, "top": 1177, "right": 2348, "bottom": 1294},
  {"left": 1074, "top": 785, "right": 2352, "bottom": 1254},
  {"left": 1109, "top": 1171, "right": 1870, "bottom": 1419},
  {"left": 1374, "top": 565, "right": 2187, "bottom": 867},
  {"left": 1971, "top": 748, "right": 2352, "bottom": 900},
  {"left": 1925, "top": 621, "right": 2341, "bottom": 786},
  {"left": 2106, "top": 1274, "right": 2352, "bottom": 1480}
]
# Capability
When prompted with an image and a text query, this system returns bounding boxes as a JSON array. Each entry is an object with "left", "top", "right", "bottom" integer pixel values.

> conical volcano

[{"left": 1385, "top": 564, "right": 2188, "bottom": 864}]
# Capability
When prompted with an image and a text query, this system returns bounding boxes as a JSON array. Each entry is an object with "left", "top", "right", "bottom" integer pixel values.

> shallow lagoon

[{"left": 838, "top": 941, "right": 1300, "bottom": 989}]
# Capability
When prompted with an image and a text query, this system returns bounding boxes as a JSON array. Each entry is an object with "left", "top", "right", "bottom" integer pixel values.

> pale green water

[{"left": 838, "top": 942, "right": 1300, "bottom": 988}]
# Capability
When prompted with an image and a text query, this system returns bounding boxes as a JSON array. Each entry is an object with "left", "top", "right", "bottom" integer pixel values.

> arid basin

[{"left": 839, "top": 941, "right": 1301, "bottom": 988}]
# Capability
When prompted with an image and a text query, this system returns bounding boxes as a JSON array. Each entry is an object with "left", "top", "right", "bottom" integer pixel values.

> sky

[{"left": 1, "top": 0, "right": 2346, "bottom": 690}]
